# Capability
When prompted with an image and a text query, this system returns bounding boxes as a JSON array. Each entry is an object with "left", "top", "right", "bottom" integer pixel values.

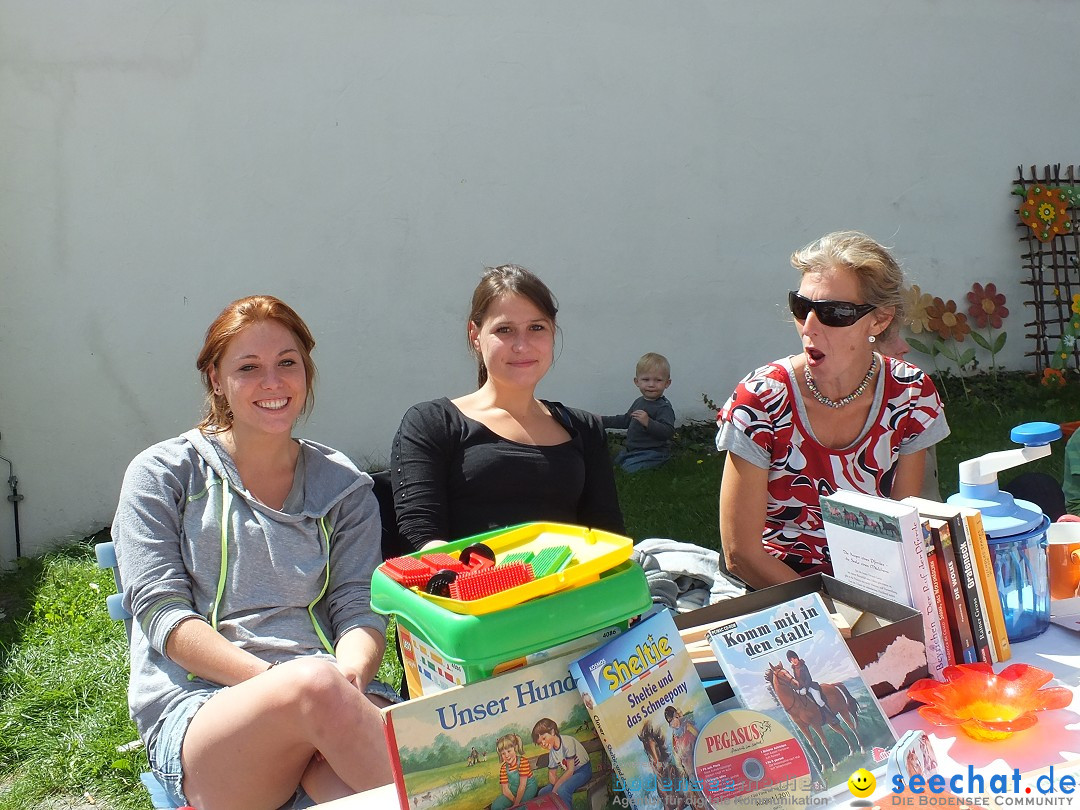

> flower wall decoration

[
  {"left": 1015, "top": 185, "right": 1079, "bottom": 242},
  {"left": 907, "top": 283, "right": 1011, "bottom": 393},
  {"left": 966, "top": 283, "right": 1009, "bottom": 372},
  {"left": 967, "top": 283, "right": 1008, "bottom": 329},
  {"left": 1013, "top": 170, "right": 1080, "bottom": 374},
  {"left": 1047, "top": 293, "right": 1080, "bottom": 381},
  {"left": 1042, "top": 367, "right": 1066, "bottom": 388},
  {"left": 926, "top": 297, "right": 971, "bottom": 342},
  {"left": 903, "top": 284, "right": 934, "bottom": 334}
]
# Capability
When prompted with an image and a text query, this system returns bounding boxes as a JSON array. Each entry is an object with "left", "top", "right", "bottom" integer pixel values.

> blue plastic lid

[
  {"left": 947, "top": 485, "right": 1045, "bottom": 537},
  {"left": 1010, "top": 422, "right": 1063, "bottom": 446}
]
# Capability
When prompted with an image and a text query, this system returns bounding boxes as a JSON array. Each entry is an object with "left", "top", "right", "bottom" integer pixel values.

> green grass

[
  {"left": 0, "top": 542, "right": 404, "bottom": 810},
  {"left": 0, "top": 542, "right": 145, "bottom": 810},
  {"left": 0, "top": 371, "right": 1075, "bottom": 808},
  {"left": 617, "top": 371, "right": 1079, "bottom": 548}
]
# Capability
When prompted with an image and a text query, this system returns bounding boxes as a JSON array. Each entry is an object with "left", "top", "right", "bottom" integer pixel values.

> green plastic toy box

[{"left": 371, "top": 525, "right": 652, "bottom": 697}]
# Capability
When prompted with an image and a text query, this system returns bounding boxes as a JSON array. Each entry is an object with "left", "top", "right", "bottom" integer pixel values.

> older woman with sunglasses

[{"left": 716, "top": 231, "right": 950, "bottom": 589}]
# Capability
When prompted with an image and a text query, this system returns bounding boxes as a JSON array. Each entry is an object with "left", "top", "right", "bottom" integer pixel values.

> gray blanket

[{"left": 631, "top": 538, "right": 746, "bottom": 612}]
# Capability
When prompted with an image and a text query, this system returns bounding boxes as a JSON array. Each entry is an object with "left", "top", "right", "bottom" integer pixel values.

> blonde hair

[
  {"left": 195, "top": 295, "right": 317, "bottom": 432},
  {"left": 790, "top": 231, "right": 906, "bottom": 338},
  {"left": 635, "top": 352, "right": 670, "bottom": 378},
  {"left": 496, "top": 734, "right": 524, "bottom": 756}
]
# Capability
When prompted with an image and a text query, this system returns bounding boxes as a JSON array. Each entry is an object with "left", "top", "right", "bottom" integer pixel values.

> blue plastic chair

[{"left": 95, "top": 541, "right": 180, "bottom": 810}]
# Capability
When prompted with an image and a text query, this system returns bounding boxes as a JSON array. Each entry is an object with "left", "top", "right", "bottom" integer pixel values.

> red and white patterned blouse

[{"left": 717, "top": 355, "right": 949, "bottom": 575}]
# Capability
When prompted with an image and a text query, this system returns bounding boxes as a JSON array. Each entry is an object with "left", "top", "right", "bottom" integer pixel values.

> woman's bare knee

[{"left": 273, "top": 659, "right": 369, "bottom": 736}]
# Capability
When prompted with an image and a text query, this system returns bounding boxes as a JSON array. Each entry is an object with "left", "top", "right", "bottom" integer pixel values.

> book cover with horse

[
  {"left": 570, "top": 609, "right": 715, "bottom": 810},
  {"left": 381, "top": 647, "right": 622, "bottom": 810},
  {"left": 705, "top": 592, "right": 897, "bottom": 792}
]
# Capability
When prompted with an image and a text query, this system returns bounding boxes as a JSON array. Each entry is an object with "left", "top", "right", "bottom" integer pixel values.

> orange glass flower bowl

[{"left": 907, "top": 663, "right": 1073, "bottom": 742}]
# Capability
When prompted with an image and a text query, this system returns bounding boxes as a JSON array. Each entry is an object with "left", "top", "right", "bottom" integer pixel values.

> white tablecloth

[{"left": 890, "top": 623, "right": 1080, "bottom": 778}]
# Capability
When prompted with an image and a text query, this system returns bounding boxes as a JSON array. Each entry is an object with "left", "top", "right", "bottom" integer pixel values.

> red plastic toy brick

[
  {"left": 381, "top": 556, "right": 431, "bottom": 588},
  {"left": 421, "top": 553, "right": 466, "bottom": 574},
  {"left": 448, "top": 562, "right": 534, "bottom": 601}
]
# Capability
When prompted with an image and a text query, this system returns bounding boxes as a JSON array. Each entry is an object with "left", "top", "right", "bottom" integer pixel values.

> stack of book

[
  {"left": 821, "top": 490, "right": 1011, "bottom": 680},
  {"left": 382, "top": 602, "right": 903, "bottom": 809}
]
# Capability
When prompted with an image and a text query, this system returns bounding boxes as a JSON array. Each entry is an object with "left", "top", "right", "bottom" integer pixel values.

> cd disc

[{"left": 693, "top": 709, "right": 813, "bottom": 808}]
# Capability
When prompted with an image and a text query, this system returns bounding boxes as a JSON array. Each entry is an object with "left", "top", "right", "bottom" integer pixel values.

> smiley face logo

[{"left": 847, "top": 768, "right": 875, "bottom": 798}]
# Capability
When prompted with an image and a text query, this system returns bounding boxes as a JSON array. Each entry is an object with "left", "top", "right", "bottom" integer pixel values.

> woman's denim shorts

[
  {"left": 149, "top": 689, "right": 216, "bottom": 807},
  {"left": 149, "top": 679, "right": 400, "bottom": 808}
]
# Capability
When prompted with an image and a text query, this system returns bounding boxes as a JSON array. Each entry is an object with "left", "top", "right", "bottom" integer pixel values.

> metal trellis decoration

[{"left": 1012, "top": 164, "right": 1080, "bottom": 373}]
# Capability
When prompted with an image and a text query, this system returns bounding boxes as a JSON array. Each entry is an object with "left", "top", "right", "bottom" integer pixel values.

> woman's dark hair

[
  {"left": 468, "top": 264, "right": 559, "bottom": 387},
  {"left": 195, "top": 295, "right": 317, "bottom": 432}
]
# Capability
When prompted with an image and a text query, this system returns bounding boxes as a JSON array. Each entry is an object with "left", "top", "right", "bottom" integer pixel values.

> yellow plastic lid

[{"left": 408, "top": 522, "right": 632, "bottom": 615}]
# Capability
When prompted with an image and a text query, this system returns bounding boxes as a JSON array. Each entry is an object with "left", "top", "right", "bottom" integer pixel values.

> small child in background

[{"left": 601, "top": 352, "right": 676, "bottom": 472}]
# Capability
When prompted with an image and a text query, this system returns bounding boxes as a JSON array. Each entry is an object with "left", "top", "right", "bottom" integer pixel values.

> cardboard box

[{"left": 674, "top": 574, "right": 926, "bottom": 717}]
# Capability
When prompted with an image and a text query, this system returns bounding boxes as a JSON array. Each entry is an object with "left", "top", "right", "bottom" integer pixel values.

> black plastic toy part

[
  {"left": 425, "top": 569, "right": 458, "bottom": 597},
  {"left": 458, "top": 543, "right": 496, "bottom": 567}
]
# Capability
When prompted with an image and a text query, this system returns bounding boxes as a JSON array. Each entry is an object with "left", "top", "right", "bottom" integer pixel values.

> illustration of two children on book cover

[{"left": 382, "top": 650, "right": 623, "bottom": 810}]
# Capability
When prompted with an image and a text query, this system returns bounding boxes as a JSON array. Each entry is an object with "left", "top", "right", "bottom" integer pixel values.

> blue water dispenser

[{"left": 947, "top": 422, "right": 1062, "bottom": 642}]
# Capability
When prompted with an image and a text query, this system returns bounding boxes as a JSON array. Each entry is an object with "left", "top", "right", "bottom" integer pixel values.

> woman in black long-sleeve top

[{"left": 390, "top": 265, "right": 624, "bottom": 551}]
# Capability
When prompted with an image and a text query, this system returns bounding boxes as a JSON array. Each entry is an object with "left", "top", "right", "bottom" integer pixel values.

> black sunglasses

[{"left": 788, "top": 291, "right": 876, "bottom": 327}]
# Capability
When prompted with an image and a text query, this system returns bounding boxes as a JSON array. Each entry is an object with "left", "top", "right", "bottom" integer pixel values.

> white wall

[{"left": 2, "top": 1, "right": 1077, "bottom": 561}]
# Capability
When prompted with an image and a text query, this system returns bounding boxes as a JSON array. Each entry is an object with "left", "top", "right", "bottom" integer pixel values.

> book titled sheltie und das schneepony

[
  {"left": 570, "top": 609, "right": 715, "bottom": 810},
  {"left": 705, "top": 592, "right": 899, "bottom": 793}
]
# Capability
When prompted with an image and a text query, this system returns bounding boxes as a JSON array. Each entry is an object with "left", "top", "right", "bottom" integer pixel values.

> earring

[{"left": 868, "top": 335, "right": 877, "bottom": 344}]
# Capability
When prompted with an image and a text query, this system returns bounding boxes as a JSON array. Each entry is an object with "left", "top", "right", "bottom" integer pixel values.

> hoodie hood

[{"left": 182, "top": 429, "right": 370, "bottom": 519}]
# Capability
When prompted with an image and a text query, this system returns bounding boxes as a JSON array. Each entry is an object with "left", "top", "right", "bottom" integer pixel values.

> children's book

[
  {"left": 903, "top": 498, "right": 994, "bottom": 664},
  {"left": 705, "top": 591, "right": 898, "bottom": 794},
  {"left": 926, "top": 518, "right": 979, "bottom": 665},
  {"left": 920, "top": 519, "right": 956, "bottom": 667},
  {"left": 570, "top": 609, "right": 716, "bottom": 810},
  {"left": 961, "top": 507, "right": 1010, "bottom": 661},
  {"left": 381, "top": 648, "right": 623, "bottom": 810},
  {"left": 820, "top": 489, "right": 949, "bottom": 679}
]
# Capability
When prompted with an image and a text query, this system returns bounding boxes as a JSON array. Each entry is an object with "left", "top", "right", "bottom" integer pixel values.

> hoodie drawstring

[
  {"left": 308, "top": 516, "right": 335, "bottom": 655},
  {"left": 209, "top": 476, "right": 232, "bottom": 632}
]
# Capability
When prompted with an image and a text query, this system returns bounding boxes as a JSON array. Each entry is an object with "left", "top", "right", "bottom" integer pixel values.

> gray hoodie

[{"left": 113, "top": 429, "right": 386, "bottom": 749}]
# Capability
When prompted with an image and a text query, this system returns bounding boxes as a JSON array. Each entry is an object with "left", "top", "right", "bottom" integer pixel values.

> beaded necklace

[{"left": 804, "top": 354, "right": 878, "bottom": 409}]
